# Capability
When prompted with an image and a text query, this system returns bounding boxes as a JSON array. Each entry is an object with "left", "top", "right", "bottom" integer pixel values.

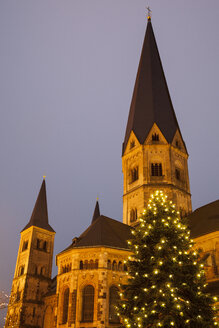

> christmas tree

[{"left": 118, "top": 190, "right": 218, "bottom": 327}]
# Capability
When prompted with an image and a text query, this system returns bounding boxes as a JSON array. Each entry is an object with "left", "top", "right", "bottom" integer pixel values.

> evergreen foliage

[{"left": 118, "top": 191, "right": 218, "bottom": 327}]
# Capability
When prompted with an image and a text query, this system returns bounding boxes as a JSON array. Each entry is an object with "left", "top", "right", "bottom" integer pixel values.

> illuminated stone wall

[{"left": 122, "top": 124, "right": 192, "bottom": 226}]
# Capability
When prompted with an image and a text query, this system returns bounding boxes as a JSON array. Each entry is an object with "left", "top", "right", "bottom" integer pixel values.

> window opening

[
  {"left": 94, "top": 259, "right": 98, "bottom": 269},
  {"left": 112, "top": 261, "right": 117, "bottom": 271},
  {"left": 19, "top": 266, "right": 24, "bottom": 276},
  {"left": 130, "top": 167, "right": 139, "bottom": 183},
  {"left": 130, "top": 208, "right": 137, "bottom": 223},
  {"left": 43, "top": 241, "right": 47, "bottom": 251},
  {"left": 62, "top": 288, "right": 69, "bottom": 324},
  {"left": 36, "top": 239, "right": 40, "bottom": 249},
  {"left": 130, "top": 140, "right": 135, "bottom": 149},
  {"left": 118, "top": 261, "right": 123, "bottom": 271},
  {"left": 109, "top": 286, "right": 120, "bottom": 323},
  {"left": 82, "top": 285, "right": 94, "bottom": 322},
  {"left": 175, "top": 168, "right": 181, "bottom": 180},
  {"left": 22, "top": 241, "right": 28, "bottom": 251},
  {"left": 152, "top": 133, "right": 159, "bottom": 141},
  {"left": 151, "top": 163, "right": 162, "bottom": 176}
]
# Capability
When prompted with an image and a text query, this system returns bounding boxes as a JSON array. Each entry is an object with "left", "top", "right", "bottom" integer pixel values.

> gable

[
  {"left": 144, "top": 123, "right": 168, "bottom": 145},
  {"left": 172, "top": 129, "right": 187, "bottom": 154},
  {"left": 123, "top": 131, "right": 141, "bottom": 156}
]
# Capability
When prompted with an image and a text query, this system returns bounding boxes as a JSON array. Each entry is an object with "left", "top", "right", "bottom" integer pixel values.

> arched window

[
  {"left": 95, "top": 259, "right": 98, "bottom": 269},
  {"left": 40, "top": 267, "right": 45, "bottom": 276},
  {"left": 109, "top": 286, "right": 120, "bottom": 323},
  {"left": 130, "top": 167, "right": 139, "bottom": 183},
  {"left": 19, "top": 265, "right": 24, "bottom": 276},
  {"left": 175, "top": 139, "right": 181, "bottom": 149},
  {"left": 130, "top": 208, "right": 137, "bottom": 222},
  {"left": 89, "top": 260, "right": 94, "bottom": 269},
  {"left": 118, "top": 261, "right": 122, "bottom": 271},
  {"left": 62, "top": 288, "right": 69, "bottom": 324},
  {"left": 43, "top": 306, "right": 54, "bottom": 328},
  {"left": 175, "top": 168, "right": 181, "bottom": 181},
  {"left": 43, "top": 241, "right": 47, "bottom": 251},
  {"left": 152, "top": 133, "right": 159, "bottom": 141},
  {"left": 107, "top": 260, "right": 111, "bottom": 269},
  {"left": 130, "top": 140, "right": 135, "bottom": 149},
  {"left": 112, "top": 261, "right": 117, "bottom": 271},
  {"left": 84, "top": 260, "right": 88, "bottom": 270},
  {"left": 22, "top": 241, "right": 28, "bottom": 251},
  {"left": 36, "top": 239, "right": 41, "bottom": 249},
  {"left": 80, "top": 261, "right": 83, "bottom": 269},
  {"left": 82, "top": 285, "right": 94, "bottom": 322}
]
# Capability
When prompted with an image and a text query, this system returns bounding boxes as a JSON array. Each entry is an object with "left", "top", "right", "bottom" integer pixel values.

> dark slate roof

[
  {"left": 22, "top": 180, "right": 55, "bottom": 232},
  {"left": 61, "top": 215, "right": 132, "bottom": 253},
  {"left": 92, "top": 201, "right": 100, "bottom": 223},
  {"left": 189, "top": 200, "right": 219, "bottom": 238},
  {"left": 123, "top": 19, "right": 185, "bottom": 154}
]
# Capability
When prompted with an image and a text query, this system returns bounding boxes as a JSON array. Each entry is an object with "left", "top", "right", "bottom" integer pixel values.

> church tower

[
  {"left": 5, "top": 179, "right": 55, "bottom": 328},
  {"left": 122, "top": 16, "right": 192, "bottom": 226}
]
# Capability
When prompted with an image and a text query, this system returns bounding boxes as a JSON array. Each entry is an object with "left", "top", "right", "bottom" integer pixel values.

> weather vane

[{"left": 146, "top": 6, "right": 152, "bottom": 20}]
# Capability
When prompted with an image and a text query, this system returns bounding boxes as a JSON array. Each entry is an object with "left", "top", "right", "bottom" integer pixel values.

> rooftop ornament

[{"left": 146, "top": 6, "right": 152, "bottom": 21}]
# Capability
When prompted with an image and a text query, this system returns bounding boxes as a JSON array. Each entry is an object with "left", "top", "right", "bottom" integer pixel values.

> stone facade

[
  {"left": 50, "top": 247, "right": 132, "bottom": 328},
  {"left": 122, "top": 125, "right": 192, "bottom": 227},
  {"left": 5, "top": 226, "right": 55, "bottom": 328}
]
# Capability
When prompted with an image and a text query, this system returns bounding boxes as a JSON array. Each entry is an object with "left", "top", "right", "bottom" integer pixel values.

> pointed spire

[
  {"left": 123, "top": 18, "right": 185, "bottom": 154},
  {"left": 92, "top": 200, "right": 100, "bottom": 223},
  {"left": 22, "top": 179, "right": 55, "bottom": 232}
]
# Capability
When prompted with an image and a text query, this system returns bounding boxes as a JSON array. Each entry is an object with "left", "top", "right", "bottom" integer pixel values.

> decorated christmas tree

[{"left": 118, "top": 190, "right": 218, "bottom": 327}]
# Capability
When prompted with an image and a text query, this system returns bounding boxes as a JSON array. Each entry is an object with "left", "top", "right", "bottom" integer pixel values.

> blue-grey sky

[{"left": 0, "top": 0, "right": 218, "bottom": 317}]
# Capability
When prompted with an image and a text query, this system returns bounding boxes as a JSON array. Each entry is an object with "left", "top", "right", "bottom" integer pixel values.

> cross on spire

[{"left": 146, "top": 6, "right": 152, "bottom": 21}]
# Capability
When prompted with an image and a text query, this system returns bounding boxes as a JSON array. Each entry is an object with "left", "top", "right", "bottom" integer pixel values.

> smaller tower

[{"left": 5, "top": 179, "right": 55, "bottom": 328}]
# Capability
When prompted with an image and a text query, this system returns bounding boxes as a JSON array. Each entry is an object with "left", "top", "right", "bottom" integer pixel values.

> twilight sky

[{"left": 0, "top": 0, "right": 218, "bottom": 314}]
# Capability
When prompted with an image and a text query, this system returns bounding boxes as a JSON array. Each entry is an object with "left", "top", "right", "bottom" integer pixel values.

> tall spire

[
  {"left": 123, "top": 18, "right": 184, "bottom": 154},
  {"left": 92, "top": 200, "right": 100, "bottom": 223},
  {"left": 22, "top": 179, "right": 55, "bottom": 232}
]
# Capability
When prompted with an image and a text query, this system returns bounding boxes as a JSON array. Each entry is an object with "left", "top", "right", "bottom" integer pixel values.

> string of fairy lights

[{"left": 117, "top": 190, "right": 218, "bottom": 327}]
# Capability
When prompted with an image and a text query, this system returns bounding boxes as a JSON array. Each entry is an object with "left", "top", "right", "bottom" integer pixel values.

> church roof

[
  {"left": 62, "top": 215, "right": 132, "bottom": 252},
  {"left": 22, "top": 180, "right": 55, "bottom": 232},
  {"left": 189, "top": 200, "right": 219, "bottom": 238},
  {"left": 123, "top": 18, "right": 185, "bottom": 154}
]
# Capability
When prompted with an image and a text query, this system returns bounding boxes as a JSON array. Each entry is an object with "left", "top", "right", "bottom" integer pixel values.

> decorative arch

[
  {"left": 112, "top": 260, "right": 117, "bottom": 271},
  {"left": 109, "top": 285, "right": 120, "bottom": 323},
  {"left": 43, "top": 306, "right": 54, "bottom": 328},
  {"left": 130, "top": 208, "right": 137, "bottom": 222},
  {"left": 129, "top": 166, "right": 139, "bottom": 183},
  {"left": 118, "top": 261, "right": 123, "bottom": 271},
  {"left": 82, "top": 285, "right": 95, "bottom": 322}
]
